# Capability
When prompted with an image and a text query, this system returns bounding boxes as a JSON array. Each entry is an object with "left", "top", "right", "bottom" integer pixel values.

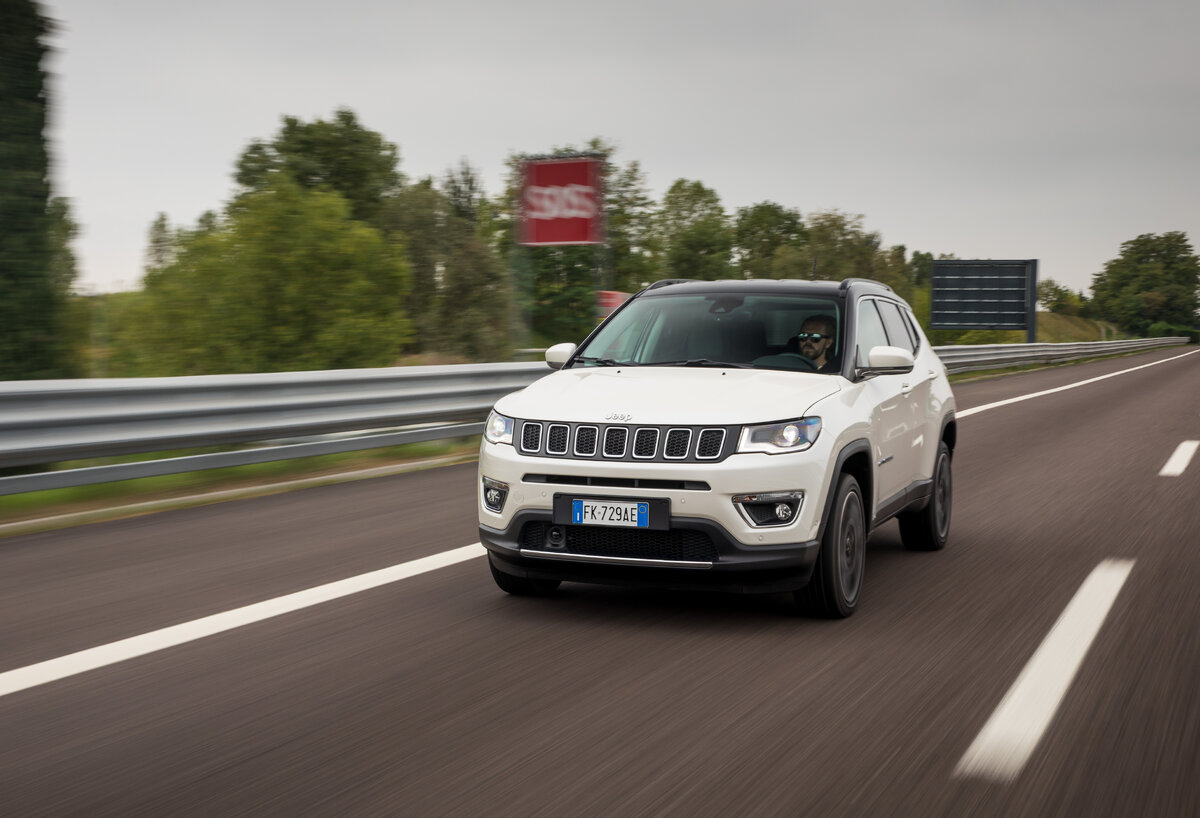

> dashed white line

[
  {"left": 1159, "top": 440, "right": 1199, "bottom": 477},
  {"left": 0, "top": 544, "right": 486, "bottom": 699},
  {"left": 954, "top": 559, "right": 1136, "bottom": 782}
]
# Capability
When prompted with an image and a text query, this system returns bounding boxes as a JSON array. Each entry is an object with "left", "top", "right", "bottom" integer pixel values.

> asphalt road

[{"left": 1, "top": 347, "right": 1197, "bottom": 816}]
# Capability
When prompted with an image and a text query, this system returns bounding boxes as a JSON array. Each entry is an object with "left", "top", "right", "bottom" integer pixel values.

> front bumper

[{"left": 480, "top": 510, "right": 820, "bottom": 594}]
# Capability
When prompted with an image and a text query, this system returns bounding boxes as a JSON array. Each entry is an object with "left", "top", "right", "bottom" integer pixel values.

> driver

[{"left": 796, "top": 315, "right": 837, "bottom": 372}]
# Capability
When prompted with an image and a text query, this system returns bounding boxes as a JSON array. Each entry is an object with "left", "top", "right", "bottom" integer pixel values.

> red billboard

[{"left": 520, "top": 157, "right": 604, "bottom": 246}]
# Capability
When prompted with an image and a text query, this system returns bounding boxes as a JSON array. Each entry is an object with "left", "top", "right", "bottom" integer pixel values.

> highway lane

[{"left": 0, "top": 347, "right": 1197, "bottom": 815}]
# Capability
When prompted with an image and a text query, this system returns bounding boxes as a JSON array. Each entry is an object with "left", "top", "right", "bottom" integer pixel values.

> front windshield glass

[{"left": 572, "top": 292, "right": 844, "bottom": 374}]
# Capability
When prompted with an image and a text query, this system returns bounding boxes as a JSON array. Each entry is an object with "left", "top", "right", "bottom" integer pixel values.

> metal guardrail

[
  {"left": 933, "top": 337, "right": 1187, "bottom": 374},
  {"left": 0, "top": 338, "right": 1189, "bottom": 496}
]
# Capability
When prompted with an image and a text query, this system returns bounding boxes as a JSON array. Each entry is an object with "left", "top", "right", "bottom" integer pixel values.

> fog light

[
  {"left": 732, "top": 490, "right": 803, "bottom": 528},
  {"left": 482, "top": 477, "right": 509, "bottom": 512}
]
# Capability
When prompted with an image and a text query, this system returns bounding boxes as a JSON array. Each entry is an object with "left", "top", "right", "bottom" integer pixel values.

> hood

[{"left": 495, "top": 366, "right": 841, "bottom": 426}]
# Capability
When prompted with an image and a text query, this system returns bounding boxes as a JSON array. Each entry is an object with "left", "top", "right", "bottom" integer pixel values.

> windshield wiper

[
  {"left": 572, "top": 355, "right": 625, "bottom": 366},
  {"left": 655, "top": 358, "right": 755, "bottom": 369}
]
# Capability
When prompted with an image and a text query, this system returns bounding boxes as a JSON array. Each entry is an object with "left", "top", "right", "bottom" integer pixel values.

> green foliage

[
  {"left": 658, "top": 179, "right": 733, "bottom": 280},
  {"left": 734, "top": 201, "right": 804, "bottom": 279},
  {"left": 1089, "top": 232, "right": 1199, "bottom": 335},
  {"left": 1037, "top": 277, "right": 1087, "bottom": 316},
  {"left": 127, "top": 177, "right": 412, "bottom": 375},
  {"left": 234, "top": 108, "right": 402, "bottom": 226},
  {"left": 606, "top": 160, "right": 657, "bottom": 292},
  {"left": 382, "top": 174, "right": 512, "bottom": 358},
  {"left": 0, "top": 2, "right": 74, "bottom": 379}
]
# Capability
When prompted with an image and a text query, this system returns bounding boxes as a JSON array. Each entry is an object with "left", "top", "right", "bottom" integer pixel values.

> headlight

[
  {"left": 737, "top": 417, "right": 821, "bottom": 454},
  {"left": 484, "top": 410, "right": 514, "bottom": 445}
]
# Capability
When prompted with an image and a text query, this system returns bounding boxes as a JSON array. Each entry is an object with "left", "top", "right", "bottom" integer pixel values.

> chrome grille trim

[
  {"left": 632, "top": 428, "right": 659, "bottom": 459},
  {"left": 663, "top": 428, "right": 692, "bottom": 460},
  {"left": 520, "top": 422, "right": 542, "bottom": 453},
  {"left": 696, "top": 428, "right": 726, "bottom": 460},
  {"left": 603, "top": 427, "right": 628, "bottom": 458},
  {"left": 574, "top": 425, "right": 598, "bottom": 456},
  {"left": 546, "top": 423, "right": 570, "bottom": 455}
]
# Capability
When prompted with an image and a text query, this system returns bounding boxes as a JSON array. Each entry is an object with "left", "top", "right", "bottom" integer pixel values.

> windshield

[{"left": 572, "top": 292, "right": 844, "bottom": 373}]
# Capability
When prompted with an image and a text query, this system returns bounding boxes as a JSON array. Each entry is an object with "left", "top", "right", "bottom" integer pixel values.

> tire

[
  {"left": 899, "top": 441, "right": 952, "bottom": 551},
  {"left": 795, "top": 473, "right": 866, "bottom": 618},
  {"left": 488, "top": 553, "right": 561, "bottom": 596}
]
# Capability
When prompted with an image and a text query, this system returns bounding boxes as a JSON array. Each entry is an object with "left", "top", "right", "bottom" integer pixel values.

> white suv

[{"left": 477, "top": 278, "right": 956, "bottom": 617}]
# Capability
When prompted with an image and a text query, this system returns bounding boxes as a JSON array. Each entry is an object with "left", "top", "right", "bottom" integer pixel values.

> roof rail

[
  {"left": 646, "top": 279, "right": 695, "bottom": 290},
  {"left": 838, "top": 277, "right": 893, "bottom": 292}
]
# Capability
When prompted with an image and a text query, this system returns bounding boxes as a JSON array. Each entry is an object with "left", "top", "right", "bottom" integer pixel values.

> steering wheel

[{"left": 754, "top": 352, "right": 817, "bottom": 371}]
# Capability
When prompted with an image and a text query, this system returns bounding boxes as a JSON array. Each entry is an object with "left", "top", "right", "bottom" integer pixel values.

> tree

[
  {"left": 381, "top": 174, "right": 512, "bottom": 358},
  {"left": 606, "top": 160, "right": 657, "bottom": 292},
  {"left": 1037, "top": 278, "right": 1086, "bottom": 316},
  {"left": 443, "top": 158, "right": 483, "bottom": 223},
  {"left": 0, "top": 1, "right": 70, "bottom": 379},
  {"left": 131, "top": 178, "right": 412, "bottom": 375},
  {"left": 381, "top": 178, "right": 450, "bottom": 350},
  {"left": 1089, "top": 232, "right": 1199, "bottom": 334},
  {"left": 734, "top": 201, "right": 804, "bottom": 279},
  {"left": 234, "top": 108, "right": 402, "bottom": 225},
  {"left": 658, "top": 179, "right": 733, "bottom": 281}
]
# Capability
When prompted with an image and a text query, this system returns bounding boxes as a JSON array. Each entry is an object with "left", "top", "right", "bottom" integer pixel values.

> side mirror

[
  {"left": 862, "top": 346, "right": 915, "bottom": 376},
  {"left": 545, "top": 342, "right": 577, "bottom": 370}
]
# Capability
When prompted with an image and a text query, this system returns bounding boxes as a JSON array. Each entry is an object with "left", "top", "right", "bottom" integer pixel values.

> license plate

[{"left": 571, "top": 499, "right": 649, "bottom": 528}]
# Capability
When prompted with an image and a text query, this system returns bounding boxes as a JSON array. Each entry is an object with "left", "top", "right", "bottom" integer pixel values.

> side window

[
  {"left": 855, "top": 300, "right": 890, "bottom": 367},
  {"left": 876, "top": 300, "right": 915, "bottom": 354},
  {"left": 901, "top": 307, "right": 921, "bottom": 351}
]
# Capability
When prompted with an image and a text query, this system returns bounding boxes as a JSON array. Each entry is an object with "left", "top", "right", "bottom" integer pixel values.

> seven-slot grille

[{"left": 516, "top": 421, "right": 734, "bottom": 462}]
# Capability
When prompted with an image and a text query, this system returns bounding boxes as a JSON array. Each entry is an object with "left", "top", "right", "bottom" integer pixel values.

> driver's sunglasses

[{"left": 796, "top": 332, "right": 828, "bottom": 341}]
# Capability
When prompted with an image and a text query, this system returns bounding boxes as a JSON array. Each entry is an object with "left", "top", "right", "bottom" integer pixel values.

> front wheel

[
  {"left": 898, "top": 441, "right": 952, "bottom": 551},
  {"left": 488, "top": 554, "right": 561, "bottom": 596},
  {"left": 795, "top": 473, "right": 866, "bottom": 618}
]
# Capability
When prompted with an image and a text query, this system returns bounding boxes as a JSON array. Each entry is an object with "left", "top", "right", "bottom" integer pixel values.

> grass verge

[{"left": 0, "top": 438, "right": 482, "bottom": 536}]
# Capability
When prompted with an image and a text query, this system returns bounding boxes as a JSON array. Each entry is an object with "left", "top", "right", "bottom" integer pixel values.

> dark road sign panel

[{"left": 931, "top": 260, "right": 1038, "bottom": 340}]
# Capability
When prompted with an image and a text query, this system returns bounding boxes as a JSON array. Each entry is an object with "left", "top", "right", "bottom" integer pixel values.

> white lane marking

[
  {"left": 957, "top": 348, "right": 1200, "bottom": 418},
  {"left": 0, "top": 544, "right": 486, "bottom": 699},
  {"left": 1159, "top": 440, "right": 1199, "bottom": 477},
  {"left": 954, "top": 559, "right": 1135, "bottom": 782}
]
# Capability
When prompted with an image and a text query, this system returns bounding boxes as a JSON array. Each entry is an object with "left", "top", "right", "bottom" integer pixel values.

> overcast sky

[{"left": 43, "top": 0, "right": 1199, "bottom": 295}]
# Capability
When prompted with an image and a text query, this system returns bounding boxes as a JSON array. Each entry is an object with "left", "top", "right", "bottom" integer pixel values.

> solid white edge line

[
  {"left": 0, "top": 543, "right": 487, "bottom": 699},
  {"left": 954, "top": 559, "right": 1135, "bottom": 782},
  {"left": 1159, "top": 440, "right": 1199, "bottom": 477},
  {"left": 957, "top": 348, "right": 1200, "bottom": 418}
]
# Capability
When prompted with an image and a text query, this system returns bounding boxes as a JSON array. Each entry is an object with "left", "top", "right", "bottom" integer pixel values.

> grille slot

[
  {"left": 574, "top": 425, "right": 598, "bottom": 456},
  {"left": 603, "top": 427, "right": 628, "bottom": 457},
  {"left": 546, "top": 424, "right": 570, "bottom": 455},
  {"left": 633, "top": 428, "right": 659, "bottom": 459},
  {"left": 696, "top": 429, "right": 726, "bottom": 459},
  {"left": 521, "top": 422, "right": 542, "bottom": 452},
  {"left": 664, "top": 428, "right": 692, "bottom": 459},
  {"left": 522, "top": 522, "right": 717, "bottom": 562}
]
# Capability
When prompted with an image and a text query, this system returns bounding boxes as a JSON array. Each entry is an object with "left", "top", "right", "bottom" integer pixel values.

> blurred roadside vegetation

[{"left": 3, "top": 0, "right": 1197, "bottom": 380}]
